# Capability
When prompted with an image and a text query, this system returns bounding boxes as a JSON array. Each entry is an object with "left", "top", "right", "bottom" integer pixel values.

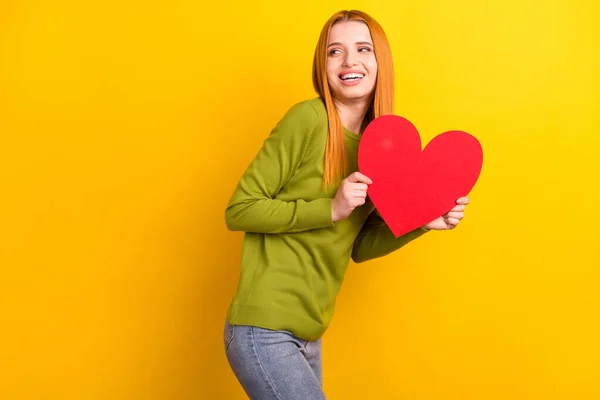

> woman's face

[{"left": 326, "top": 20, "right": 378, "bottom": 104}]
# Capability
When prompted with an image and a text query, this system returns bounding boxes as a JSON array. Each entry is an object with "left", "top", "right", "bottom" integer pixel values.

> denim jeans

[{"left": 224, "top": 319, "right": 326, "bottom": 399}]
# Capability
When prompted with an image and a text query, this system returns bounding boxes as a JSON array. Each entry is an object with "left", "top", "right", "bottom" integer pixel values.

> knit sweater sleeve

[
  {"left": 351, "top": 209, "right": 429, "bottom": 263},
  {"left": 224, "top": 102, "right": 334, "bottom": 234}
]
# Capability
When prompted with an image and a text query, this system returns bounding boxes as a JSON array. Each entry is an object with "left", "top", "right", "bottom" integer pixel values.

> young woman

[{"left": 223, "top": 9, "right": 469, "bottom": 400}]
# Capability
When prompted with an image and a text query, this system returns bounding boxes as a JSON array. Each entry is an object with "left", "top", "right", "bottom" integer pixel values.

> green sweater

[{"left": 225, "top": 97, "right": 428, "bottom": 341}]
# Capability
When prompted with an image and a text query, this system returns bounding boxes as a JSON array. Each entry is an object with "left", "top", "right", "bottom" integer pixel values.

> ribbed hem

[
  {"left": 296, "top": 197, "right": 334, "bottom": 231},
  {"left": 227, "top": 302, "right": 326, "bottom": 342}
]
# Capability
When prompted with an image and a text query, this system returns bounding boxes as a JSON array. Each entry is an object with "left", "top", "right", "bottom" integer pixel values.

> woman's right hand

[{"left": 331, "top": 172, "right": 372, "bottom": 223}]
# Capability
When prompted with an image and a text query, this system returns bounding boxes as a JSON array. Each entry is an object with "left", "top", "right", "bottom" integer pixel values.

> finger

[
  {"left": 352, "top": 197, "right": 366, "bottom": 207},
  {"left": 353, "top": 188, "right": 367, "bottom": 197},
  {"left": 456, "top": 197, "right": 470, "bottom": 205},
  {"left": 446, "top": 211, "right": 464, "bottom": 220},
  {"left": 445, "top": 217, "right": 460, "bottom": 225},
  {"left": 345, "top": 184, "right": 367, "bottom": 196},
  {"left": 451, "top": 204, "right": 466, "bottom": 212},
  {"left": 351, "top": 183, "right": 369, "bottom": 191},
  {"left": 348, "top": 171, "right": 373, "bottom": 184}
]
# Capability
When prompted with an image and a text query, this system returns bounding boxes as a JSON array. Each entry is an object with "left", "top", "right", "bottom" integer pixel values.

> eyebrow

[{"left": 327, "top": 41, "right": 373, "bottom": 48}]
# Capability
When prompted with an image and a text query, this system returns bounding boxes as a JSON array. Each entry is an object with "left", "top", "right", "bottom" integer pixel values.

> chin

[{"left": 334, "top": 88, "right": 374, "bottom": 103}]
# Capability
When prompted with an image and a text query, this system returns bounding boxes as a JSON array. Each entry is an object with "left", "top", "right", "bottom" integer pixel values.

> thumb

[{"left": 348, "top": 171, "right": 372, "bottom": 184}]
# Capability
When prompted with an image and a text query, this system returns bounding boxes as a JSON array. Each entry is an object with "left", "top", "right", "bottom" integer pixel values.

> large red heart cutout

[{"left": 358, "top": 115, "right": 483, "bottom": 237}]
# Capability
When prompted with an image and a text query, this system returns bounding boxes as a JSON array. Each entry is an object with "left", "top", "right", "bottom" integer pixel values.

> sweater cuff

[{"left": 296, "top": 198, "right": 334, "bottom": 231}]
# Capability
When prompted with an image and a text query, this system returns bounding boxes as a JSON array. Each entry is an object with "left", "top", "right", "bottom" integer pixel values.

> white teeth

[{"left": 341, "top": 73, "right": 364, "bottom": 80}]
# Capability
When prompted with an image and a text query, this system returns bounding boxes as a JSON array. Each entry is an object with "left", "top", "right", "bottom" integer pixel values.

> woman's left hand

[{"left": 423, "top": 197, "right": 470, "bottom": 231}]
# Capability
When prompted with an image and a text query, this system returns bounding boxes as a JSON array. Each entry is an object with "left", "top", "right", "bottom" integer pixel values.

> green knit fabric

[{"left": 225, "top": 98, "right": 427, "bottom": 341}]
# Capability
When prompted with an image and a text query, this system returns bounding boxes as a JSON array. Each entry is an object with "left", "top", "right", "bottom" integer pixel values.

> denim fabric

[{"left": 224, "top": 320, "right": 326, "bottom": 399}]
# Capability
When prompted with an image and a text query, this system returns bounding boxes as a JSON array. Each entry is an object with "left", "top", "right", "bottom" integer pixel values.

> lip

[
  {"left": 338, "top": 70, "right": 366, "bottom": 86},
  {"left": 338, "top": 69, "right": 366, "bottom": 79}
]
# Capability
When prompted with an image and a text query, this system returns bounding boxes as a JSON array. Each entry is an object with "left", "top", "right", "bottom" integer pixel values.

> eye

[
  {"left": 328, "top": 48, "right": 341, "bottom": 56},
  {"left": 358, "top": 47, "right": 372, "bottom": 52}
]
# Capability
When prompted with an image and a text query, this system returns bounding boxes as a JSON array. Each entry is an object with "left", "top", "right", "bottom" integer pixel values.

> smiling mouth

[{"left": 339, "top": 72, "right": 365, "bottom": 81}]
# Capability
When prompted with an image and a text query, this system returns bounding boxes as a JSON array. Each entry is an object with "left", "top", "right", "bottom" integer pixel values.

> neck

[{"left": 333, "top": 97, "right": 372, "bottom": 135}]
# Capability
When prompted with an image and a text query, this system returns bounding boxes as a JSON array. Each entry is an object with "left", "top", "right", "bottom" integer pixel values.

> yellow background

[{"left": 1, "top": 0, "right": 599, "bottom": 399}]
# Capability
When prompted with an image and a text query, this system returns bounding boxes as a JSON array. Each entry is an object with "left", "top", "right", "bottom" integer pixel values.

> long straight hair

[{"left": 312, "top": 10, "right": 395, "bottom": 189}]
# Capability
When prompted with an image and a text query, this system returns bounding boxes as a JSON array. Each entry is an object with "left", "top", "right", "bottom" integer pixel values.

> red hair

[{"left": 312, "top": 10, "right": 395, "bottom": 189}]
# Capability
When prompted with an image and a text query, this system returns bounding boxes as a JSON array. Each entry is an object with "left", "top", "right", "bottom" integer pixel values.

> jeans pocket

[{"left": 224, "top": 320, "right": 236, "bottom": 351}]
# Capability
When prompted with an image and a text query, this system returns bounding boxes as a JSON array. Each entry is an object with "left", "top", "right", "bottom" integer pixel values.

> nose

[{"left": 343, "top": 52, "right": 358, "bottom": 67}]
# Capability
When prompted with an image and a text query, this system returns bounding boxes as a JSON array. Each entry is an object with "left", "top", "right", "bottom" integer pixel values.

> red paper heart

[{"left": 358, "top": 115, "right": 483, "bottom": 237}]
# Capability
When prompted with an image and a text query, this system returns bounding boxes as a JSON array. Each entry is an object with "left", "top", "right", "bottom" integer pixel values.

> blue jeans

[{"left": 224, "top": 320, "right": 326, "bottom": 399}]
